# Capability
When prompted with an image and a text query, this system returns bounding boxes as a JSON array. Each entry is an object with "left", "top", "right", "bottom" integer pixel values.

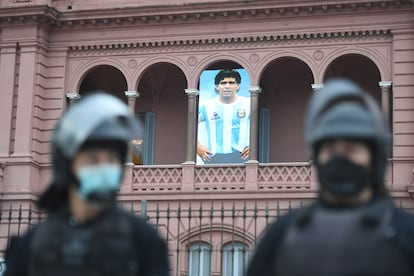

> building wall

[{"left": 0, "top": 0, "right": 413, "bottom": 273}]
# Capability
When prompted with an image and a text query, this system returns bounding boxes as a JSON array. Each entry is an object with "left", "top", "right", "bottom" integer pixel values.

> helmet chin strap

[{"left": 320, "top": 187, "right": 374, "bottom": 207}]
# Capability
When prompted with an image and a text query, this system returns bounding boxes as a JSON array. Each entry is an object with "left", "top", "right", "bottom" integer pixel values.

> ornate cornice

[
  {"left": 67, "top": 29, "right": 391, "bottom": 55},
  {"left": 0, "top": 5, "right": 58, "bottom": 25},
  {"left": 0, "top": 1, "right": 411, "bottom": 27}
]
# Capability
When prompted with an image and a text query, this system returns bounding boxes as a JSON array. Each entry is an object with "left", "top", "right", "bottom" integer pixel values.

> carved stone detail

[
  {"left": 249, "top": 53, "right": 260, "bottom": 63},
  {"left": 1, "top": 1, "right": 410, "bottom": 29},
  {"left": 128, "top": 58, "right": 138, "bottom": 69},
  {"left": 187, "top": 56, "right": 198, "bottom": 66},
  {"left": 313, "top": 50, "right": 324, "bottom": 60},
  {"left": 68, "top": 29, "right": 391, "bottom": 56}
]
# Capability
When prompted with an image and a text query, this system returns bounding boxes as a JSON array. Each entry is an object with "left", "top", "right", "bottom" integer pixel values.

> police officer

[
  {"left": 5, "top": 93, "right": 170, "bottom": 276},
  {"left": 247, "top": 79, "right": 414, "bottom": 276}
]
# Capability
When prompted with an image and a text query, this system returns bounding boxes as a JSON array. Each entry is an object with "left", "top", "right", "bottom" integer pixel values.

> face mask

[
  {"left": 75, "top": 164, "right": 122, "bottom": 203},
  {"left": 317, "top": 156, "right": 371, "bottom": 196}
]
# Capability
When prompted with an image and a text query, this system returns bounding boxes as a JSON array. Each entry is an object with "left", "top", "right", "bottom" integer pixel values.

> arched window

[
  {"left": 222, "top": 243, "right": 249, "bottom": 276},
  {"left": 188, "top": 243, "right": 212, "bottom": 276}
]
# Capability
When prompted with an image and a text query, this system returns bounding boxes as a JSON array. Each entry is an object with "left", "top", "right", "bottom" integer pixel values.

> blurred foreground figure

[
  {"left": 5, "top": 93, "right": 170, "bottom": 276},
  {"left": 248, "top": 79, "right": 414, "bottom": 276}
]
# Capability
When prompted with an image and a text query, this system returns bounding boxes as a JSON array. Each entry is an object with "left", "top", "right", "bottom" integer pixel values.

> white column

[
  {"left": 65, "top": 92, "right": 81, "bottom": 105},
  {"left": 311, "top": 83, "right": 324, "bottom": 92}
]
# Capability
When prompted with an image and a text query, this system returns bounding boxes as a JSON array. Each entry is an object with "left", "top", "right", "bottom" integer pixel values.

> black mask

[{"left": 317, "top": 156, "right": 371, "bottom": 196}]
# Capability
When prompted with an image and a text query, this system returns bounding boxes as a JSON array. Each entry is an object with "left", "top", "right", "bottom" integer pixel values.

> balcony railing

[
  {"left": 127, "top": 162, "right": 314, "bottom": 193},
  {"left": 1, "top": 199, "right": 412, "bottom": 275}
]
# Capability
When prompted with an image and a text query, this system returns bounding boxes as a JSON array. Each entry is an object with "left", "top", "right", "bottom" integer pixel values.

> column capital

[
  {"left": 65, "top": 92, "right": 81, "bottom": 101},
  {"left": 185, "top": 88, "right": 199, "bottom": 96},
  {"left": 248, "top": 86, "right": 262, "bottom": 94},
  {"left": 124, "top": 90, "right": 140, "bottom": 98},
  {"left": 311, "top": 83, "right": 324, "bottom": 91},
  {"left": 378, "top": 81, "right": 392, "bottom": 88}
]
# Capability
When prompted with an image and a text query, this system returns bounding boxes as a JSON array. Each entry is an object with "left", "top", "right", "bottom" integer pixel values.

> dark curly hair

[{"left": 214, "top": 69, "right": 241, "bottom": 85}]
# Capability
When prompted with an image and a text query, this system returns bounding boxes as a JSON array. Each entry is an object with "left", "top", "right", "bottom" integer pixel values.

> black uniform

[
  {"left": 248, "top": 79, "right": 414, "bottom": 276},
  {"left": 4, "top": 94, "right": 170, "bottom": 276},
  {"left": 247, "top": 199, "right": 414, "bottom": 276},
  {"left": 5, "top": 206, "right": 169, "bottom": 276}
]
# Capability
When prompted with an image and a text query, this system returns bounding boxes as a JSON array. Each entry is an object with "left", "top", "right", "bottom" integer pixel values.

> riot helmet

[
  {"left": 38, "top": 93, "right": 141, "bottom": 211},
  {"left": 304, "top": 78, "right": 391, "bottom": 197}
]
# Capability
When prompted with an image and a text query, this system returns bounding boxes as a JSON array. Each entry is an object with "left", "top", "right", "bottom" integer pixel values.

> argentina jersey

[{"left": 198, "top": 96, "right": 250, "bottom": 154}]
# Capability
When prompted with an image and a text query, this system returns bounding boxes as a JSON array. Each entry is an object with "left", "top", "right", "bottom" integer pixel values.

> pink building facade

[{"left": 0, "top": 0, "right": 414, "bottom": 275}]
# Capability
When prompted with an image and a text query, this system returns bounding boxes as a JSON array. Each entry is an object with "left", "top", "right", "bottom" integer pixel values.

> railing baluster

[
  {"left": 141, "top": 199, "right": 148, "bottom": 220},
  {"left": 156, "top": 203, "right": 160, "bottom": 229},
  {"left": 198, "top": 203, "right": 202, "bottom": 243},
  {"left": 166, "top": 203, "right": 170, "bottom": 246},
  {"left": 7, "top": 204, "right": 12, "bottom": 249},
  {"left": 175, "top": 203, "right": 181, "bottom": 276},
  {"left": 253, "top": 201, "right": 258, "bottom": 244},
  {"left": 276, "top": 201, "right": 280, "bottom": 219},
  {"left": 242, "top": 201, "right": 247, "bottom": 276},
  {"left": 28, "top": 204, "right": 33, "bottom": 228},
  {"left": 265, "top": 202, "right": 269, "bottom": 232},
  {"left": 17, "top": 204, "right": 22, "bottom": 236},
  {"left": 209, "top": 202, "right": 213, "bottom": 247},
  {"left": 220, "top": 202, "right": 225, "bottom": 274}
]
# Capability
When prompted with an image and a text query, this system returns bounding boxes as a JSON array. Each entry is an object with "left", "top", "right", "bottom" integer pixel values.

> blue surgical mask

[{"left": 75, "top": 164, "right": 122, "bottom": 202}]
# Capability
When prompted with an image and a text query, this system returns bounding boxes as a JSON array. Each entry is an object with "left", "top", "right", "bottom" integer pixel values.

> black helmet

[
  {"left": 38, "top": 93, "right": 141, "bottom": 211},
  {"left": 304, "top": 78, "right": 391, "bottom": 195}
]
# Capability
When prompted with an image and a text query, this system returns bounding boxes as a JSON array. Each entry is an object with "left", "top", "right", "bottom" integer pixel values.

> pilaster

[
  {"left": 0, "top": 44, "right": 18, "bottom": 156},
  {"left": 12, "top": 43, "right": 38, "bottom": 157}
]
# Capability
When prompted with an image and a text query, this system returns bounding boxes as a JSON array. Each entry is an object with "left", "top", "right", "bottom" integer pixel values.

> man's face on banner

[{"left": 216, "top": 77, "right": 240, "bottom": 101}]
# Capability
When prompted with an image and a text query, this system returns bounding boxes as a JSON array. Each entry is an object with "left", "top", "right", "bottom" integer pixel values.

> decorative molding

[
  {"left": 132, "top": 166, "right": 182, "bottom": 192},
  {"left": 0, "top": 1, "right": 410, "bottom": 28},
  {"left": 249, "top": 53, "right": 260, "bottom": 63},
  {"left": 187, "top": 56, "right": 198, "bottom": 66},
  {"left": 127, "top": 59, "right": 138, "bottom": 69},
  {"left": 313, "top": 50, "right": 324, "bottom": 61},
  {"left": 129, "top": 163, "right": 314, "bottom": 192},
  {"left": 67, "top": 29, "right": 392, "bottom": 56},
  {"left": 194, "top": 166, "right": 246, "bottom": 191},
  {"left": 258, "top": 164, "right": 311, "bottom": 191}
]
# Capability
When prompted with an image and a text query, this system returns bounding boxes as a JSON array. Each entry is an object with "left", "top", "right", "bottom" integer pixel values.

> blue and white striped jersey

[{"left": 198, "top": 96, "right": 250, "bottom": 154}]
